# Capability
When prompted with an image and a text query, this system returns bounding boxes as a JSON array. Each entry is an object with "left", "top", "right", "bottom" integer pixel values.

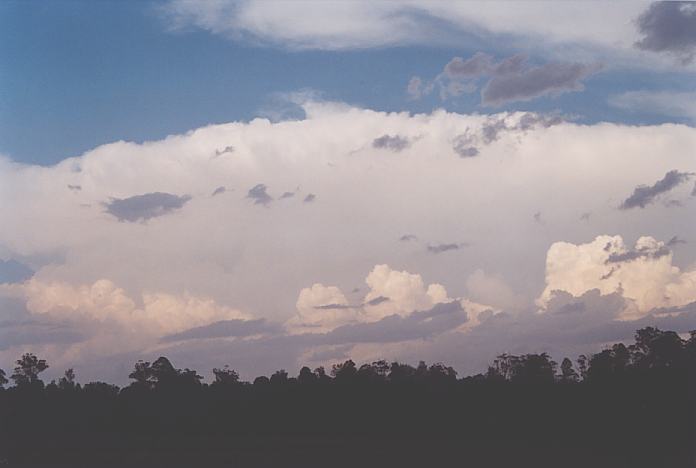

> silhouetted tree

[
  {"left": 270, "top": 369, "right": 289, "bottom": 385},
  {"left": 11, "top": 353, "right": 48, "bottom": 387},
  {"left": 297, "top": 366, "right": 316, "bottom": 384},
  {"left": 128, "top": 360, "right": 153, "bottom": 389},
  {"left": 388, "top": 362, "right": 416, "bottom": 382},
  {"left": 331, "top": 360, "right": 357, "bottom": 381},
  {"left": 58, "top": 368, "right": 78, "bottom": 391},
  {"left": 0, "top": 368, "right": 7, "bottom": 389},
  {"left": 253, "top": 375, "right": 270, "bottom": 387},
  {"left": 212, "top": 365, "right": 240, "bottom": 386}
]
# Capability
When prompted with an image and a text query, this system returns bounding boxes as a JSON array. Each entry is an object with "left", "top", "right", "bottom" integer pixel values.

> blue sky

[{"left": 2, "top": 0, "right": 695, "bottom": 165}]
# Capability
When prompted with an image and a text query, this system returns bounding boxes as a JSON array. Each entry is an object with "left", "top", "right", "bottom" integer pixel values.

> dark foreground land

[{"left": 1, "top": 326, "right": 695, "bottom": 467}]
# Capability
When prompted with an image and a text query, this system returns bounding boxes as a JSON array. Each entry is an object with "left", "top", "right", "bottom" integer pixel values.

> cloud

[
  {"left": 372, "top": 135, "right": 410, "bottom": 152},
  {"left": 414, "top": 52, "right": 600, "bottom": 106},
  {"left": 280, "top": 191, "right": 295, "bottom": 199},
  {"left": 160, "top": 318, "right": 280, "bottom": 343},
  {"left": 247, "top": 183, "right": 273, "bottom": 205},
  {"left": 303, "top": 193, "right": 316, "bottom": 203},
  {"left": 667, "top": 236, "right": 687, "bottom": 246},
  {"left": 427, "top": 243, "right": 464, "bottom": 254},
  {"left": 160, "top": 1, "right": 646, "bottom": 57},
  {"left": 399, "top": 234, "right": 418, "bottom": 242},
  {"left": 619, "top": 169, "right": 693, "bottom": 209},
  {"left": 211, "top": 186, "right": 226, "bottom": 196},
  {"left": 0, "top": 259, "right": 34, "bottom": 284},
  {"left": 481, "top": 61, "right": 601, "bottom": 106},
  {"left": 635, "top": 1, "right": 696, "bottom": 63},
  {"left": 2, "top": 278, "right": 251, "bottom": 337},
  {"left": 538, "top": 235, "right": 696, "bottom": 319},
  {"left": 67, "top": 184, "right": 82, "bottom": 191},
  {"left": 2, "top": 100, "right": 696, "bottom": 380},
  {"left": 215, "top": 145, "right": 235, "bottom": 156},
  {"left": 286, "top": 265, "right": 456, "bottom": 334},
  {"left": 320, "top": 301, "right": 468, "bottom": 345},
  {"left": 104, "top": 192, "right": 191, "bottom": 222},
  {"left": 0, "top": 319, "right": 85, "bottom": 351}
]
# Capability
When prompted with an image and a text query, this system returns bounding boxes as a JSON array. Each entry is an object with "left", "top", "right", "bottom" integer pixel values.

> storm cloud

[
  {"left": 619, "top": 170, "right": 693, "bottom": 209},
  {"left": 481, "top": 62, "right": 601, "bottom": 106},
  {"left": 635, "top": 1, "right": 696, "bottom": 63},
  {"left": 104, "top": 192, "right": 191, "bottom": 222},
  {"left": 161, "top": 318, "right": 280, "bottom": 343}
]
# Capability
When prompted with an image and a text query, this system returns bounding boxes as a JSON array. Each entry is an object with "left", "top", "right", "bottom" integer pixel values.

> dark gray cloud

[
  {"left": 399, "top": 234, "right": 418, "bottom": 242},
  {"left": 452, "top": 131, "right": 479, "bottom": 158},
  {"left": 372, "top": 135, "right": 410, "bottom": 152},
  {"left": 427, "top": 243, "right": 465, "bottom": 254},
  {"left": 104, "top": 192, "right": 191, "bottom": 222},
  {"left": 319, "top": 301, "right": 468, "bottom": 345},
  {"left": 67, "top": 184, "right": 82, "bottom": 191},
  {"left": 364, "top": 296, "right": 389, "bottom": 307},
  {"left": 247, "top": 184, "right": 273, "bottom": 205},
  {"left": 314, "top": 296, "right": 390, "bottom": 310},
  {"left": 606, "top": 244, "right": 671, "bottom": 263},
  {"left": 211, "top": 186, "right": 226, "bottom": 196},
  {"left": 667, "top": 236, "right": 687, "bottom": 246},
  {"left": 280, "top": 191, "right": 295, "bottom": 199},
  {"left": 214, "top": 145, "right": 235, "bottom": 157},
  {"left": 481, "top": 62, "right": 600, "bottom": 106},
  {"left": 619, "top": 170, "right": 693, "bottom": 209},
  {"left": 452, "top": 113, "right": 563, "bottom": 158},
  {"left": 161, "top": 319, "right": 281, "bottom": 343},
  {"left": 0, "top": 319, "right": 85, "bottom": 351},
  {"left": 0, "top": 259, "right": 34, "bottom": 284},
  {"left": 314, "top": 303, "right": 353, "bottom": 310},
  {"left": 434, "top": 53, "right": 599, "bottom": 106},
  {"left": 303, "top": 193, "right": 316, "bottom": 203},
  {"left": 635, "top": 2, "right": 696, "bottom": 63}
]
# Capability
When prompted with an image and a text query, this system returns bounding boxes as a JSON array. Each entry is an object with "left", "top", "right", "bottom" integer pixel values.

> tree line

[{"left": 1, "top": 326, "right": 694, "bottom": 467}]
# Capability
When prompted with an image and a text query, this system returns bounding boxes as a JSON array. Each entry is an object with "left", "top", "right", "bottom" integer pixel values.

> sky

[{"left": 1, "top": 0, "right": 696, "bottom": 384}]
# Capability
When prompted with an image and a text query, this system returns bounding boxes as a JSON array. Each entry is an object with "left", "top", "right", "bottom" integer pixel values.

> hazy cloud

[
  {"left": 399, "top": 234, "right": 418, "bottom": 242},
  {"left": 67, "top": 184, "right": 82, "bottom": 191},
  {"left": 619, "top": 170, "right": 693, "bottom": 209},
  {"left": 104, "top": 192, "right": 191, "bottom": 222},
  {"left": 303, "top": 193, "right": 316, "bottom": 203}
]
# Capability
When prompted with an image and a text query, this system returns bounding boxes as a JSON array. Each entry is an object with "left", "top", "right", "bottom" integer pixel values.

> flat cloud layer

[{"left": 1, "top": 100, "right": 696, "bottom": 382}]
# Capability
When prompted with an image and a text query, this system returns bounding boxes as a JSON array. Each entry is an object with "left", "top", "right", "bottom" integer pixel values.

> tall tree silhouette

[
  {"left": 0, "top": 368, "right": 7, "bottom": 389},
  {"left": 11, "top": 353, "right": 48, "bottom": 387}
]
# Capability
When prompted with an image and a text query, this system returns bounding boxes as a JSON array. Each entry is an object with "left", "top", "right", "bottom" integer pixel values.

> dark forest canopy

[{"left": 1, "top": 326, "right": 695, "bottom": 467}]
